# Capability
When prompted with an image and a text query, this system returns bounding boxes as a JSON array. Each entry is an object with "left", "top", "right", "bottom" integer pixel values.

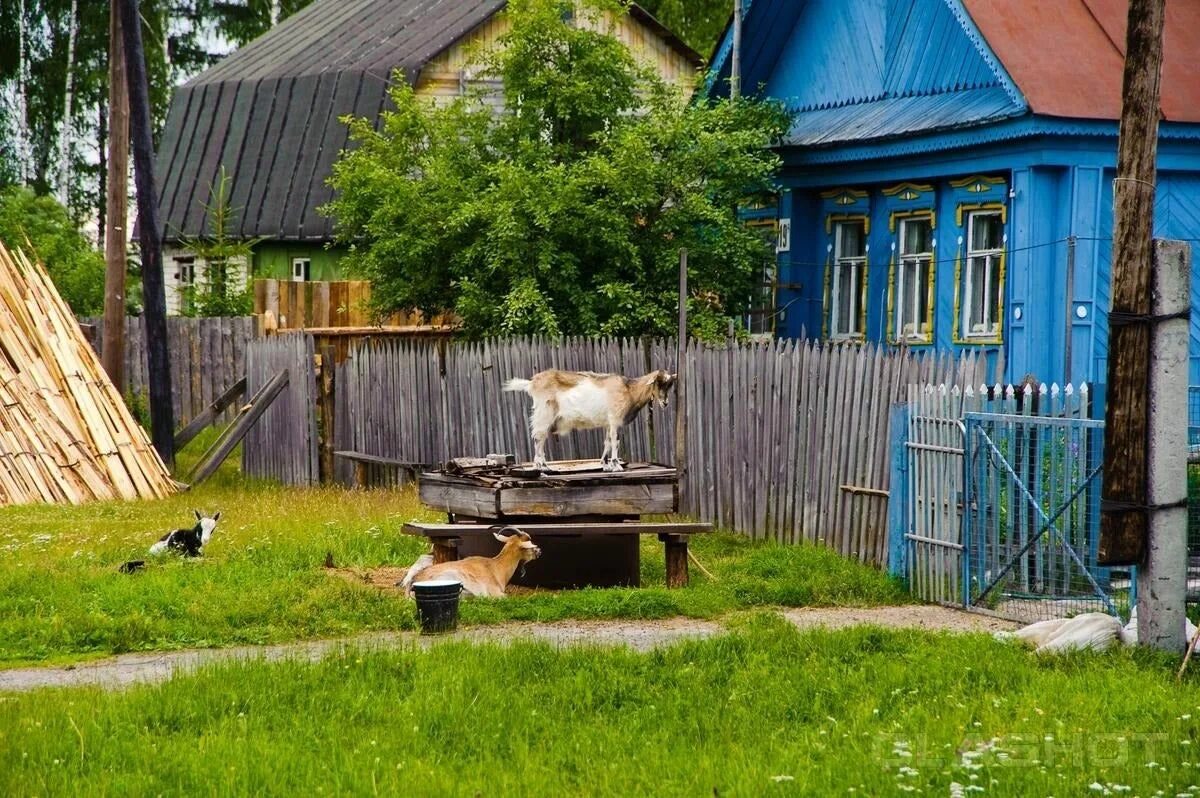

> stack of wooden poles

[{"left": 0, "top": 241, "right": 175, "bottom": 504}]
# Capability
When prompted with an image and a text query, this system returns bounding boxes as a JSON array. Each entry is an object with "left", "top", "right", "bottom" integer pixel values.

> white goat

[
  {"left": 1120, "top": 605, "right": 1199, "bottom": 645},
  {"left": 504, "top": 369, "right": 676, "bottom": 471},
  {"left": 400, "top": 529, "right": 542, "bottom": 598},
  {"left": 994, "top": 612, "right": 1127, "bottom": 654}
]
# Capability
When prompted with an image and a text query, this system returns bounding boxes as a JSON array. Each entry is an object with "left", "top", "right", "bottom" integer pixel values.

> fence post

[{"left": 887, "top": 402, "right": 909, "bottom": 579}]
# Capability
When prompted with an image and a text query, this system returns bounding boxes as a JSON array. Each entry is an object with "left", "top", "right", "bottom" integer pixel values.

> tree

[
  {"left": 638, "top": 0, "right": 730, "bottom": 58},
  {"left": 176, "top": 166, "right": 257, "bottom": 316},
  {"left": 325, "top": 0, "right": 788, "bottom": 340},
  {"left": 0, "top": 186, "right": 104, "bottom": 313}
]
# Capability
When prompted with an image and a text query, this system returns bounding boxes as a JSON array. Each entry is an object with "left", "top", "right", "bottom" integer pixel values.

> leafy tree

[
  {"left": 175, "top": 166, "right": 256, "bottom": 317},
  {"left": 325, "top": 0, "right": 788, "bottom": 340},
  {"left": 0, "top": 185, "right": 104, "bottom": 314},
  {"left": 639, "top": 0, "right": 731, "bottom": 58}
]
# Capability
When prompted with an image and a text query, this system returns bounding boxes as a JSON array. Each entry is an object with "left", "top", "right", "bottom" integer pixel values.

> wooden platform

[{"left": 418, "top": 461, "right": 679, "bottom": 520}]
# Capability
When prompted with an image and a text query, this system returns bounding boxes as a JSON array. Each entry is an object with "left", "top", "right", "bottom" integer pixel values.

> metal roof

[
  {"left": 156, "top": 0, "right": 700, "bottom": 243},
  {"left": 785, "top": 87, "right": 1022, "bottom": 148},
  {"left": 711, "top": 0, "right": 1200, "bottom": 153},
  {"left": 962, "top": 0, "right": 1200, "bottom": 124}
]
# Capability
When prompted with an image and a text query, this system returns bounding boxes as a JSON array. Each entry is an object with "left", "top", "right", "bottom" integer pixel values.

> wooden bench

[
  {"left": 335, "top": 451, "right": 425, "bottom": 487},
  {"left": 403, "top": 521, "right": 713, "bottom": 588}
]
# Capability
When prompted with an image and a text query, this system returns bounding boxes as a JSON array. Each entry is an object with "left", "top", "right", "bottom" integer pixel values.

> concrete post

[{"left": 1137, "top": 239, "right": 1191, "bottom": 652}]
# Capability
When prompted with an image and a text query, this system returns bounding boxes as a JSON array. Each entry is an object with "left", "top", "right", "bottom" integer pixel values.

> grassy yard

[
  {"left": 0, "top": 431, "right": 906, "bottom": 666},
  {"left": 3, "top": 614, "right": 1199, "bottom": 796}
]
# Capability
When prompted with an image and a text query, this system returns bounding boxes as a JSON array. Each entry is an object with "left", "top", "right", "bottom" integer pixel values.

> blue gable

[{"left": 711, "top": 0, "right": 1027, "bottom": 146}]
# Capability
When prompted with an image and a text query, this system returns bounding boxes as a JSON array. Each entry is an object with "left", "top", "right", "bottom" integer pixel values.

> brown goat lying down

[
  {"left": 504, "top": 368, "right": 676, "bottom": 471},
  {"left": 400, "top": 529, "right": 542, "bottom": 598}
]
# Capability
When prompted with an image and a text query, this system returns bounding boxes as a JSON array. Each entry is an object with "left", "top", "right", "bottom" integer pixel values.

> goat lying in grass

[
  {"left": 400, "top": 528, "right": 542, "bottom": 598},
  {"left": 995, "top": 608, "right": 1200, "bottom": 654},
  {"left": 149, "top": 510, "right": 221, "bottom": 558},
  {"left": 504, "top": 369, "right": 676, "bottom": 471}
]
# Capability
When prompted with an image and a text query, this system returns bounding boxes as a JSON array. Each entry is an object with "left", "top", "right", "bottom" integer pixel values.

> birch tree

[{"left": 57, "top": 0, "right": 77, "bottom": 206}]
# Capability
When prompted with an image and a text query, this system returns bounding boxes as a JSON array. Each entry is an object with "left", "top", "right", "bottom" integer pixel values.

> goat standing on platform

[{"left": 504, "top": 369, "right": 676, "bottom": 471}]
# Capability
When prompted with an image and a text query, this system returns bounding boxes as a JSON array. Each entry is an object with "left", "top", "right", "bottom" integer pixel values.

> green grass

[
  {"left": 3, "top": 615, "right": 1199, "bottom": 796},
  {"left": 0, "top": 431, "right": 906, "bottom": 665}
]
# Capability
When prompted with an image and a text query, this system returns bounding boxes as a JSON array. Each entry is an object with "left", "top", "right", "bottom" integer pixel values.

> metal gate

[{"left": 962, "top": 412, "right": 1120, "bottom": 621}]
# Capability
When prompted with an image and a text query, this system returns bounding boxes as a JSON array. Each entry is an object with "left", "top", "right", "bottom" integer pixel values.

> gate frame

[{"left": 961, "top": 411, "right": 1116, "bottom": 616}]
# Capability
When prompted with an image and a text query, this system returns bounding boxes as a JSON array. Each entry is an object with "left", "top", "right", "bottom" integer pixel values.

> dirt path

[{"left": 0, "top": 606, "right": 1015, "bottom": 693}]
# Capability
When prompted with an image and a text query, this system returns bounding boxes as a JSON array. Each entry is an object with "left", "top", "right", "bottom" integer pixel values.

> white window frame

[
  {"left": 895, "top": 216, "right": 933, "bottom": 343},
  {"left": 175, "top": 256, "right": 195, "bottom": 287},
  {"left": 830, "top": 219, "right": 867, "bottom": 340},
  {"left": 292, "top": 257, "right": 311, "bottom": 282},
  {"left": 962, "top": 211, "right": 1004, "bottom": 339}
]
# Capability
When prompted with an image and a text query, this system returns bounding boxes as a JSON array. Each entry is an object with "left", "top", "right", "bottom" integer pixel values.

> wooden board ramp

[{"left": 0, "top": 241, "right": 175, "bottom": 504}]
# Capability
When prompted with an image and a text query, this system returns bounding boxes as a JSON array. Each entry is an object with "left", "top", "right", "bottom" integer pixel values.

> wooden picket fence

[
  {"left": 241, "top": 334, "right": 320, "bottom": 485},
  {"left": 82, "top": 315, "right": 257, "bottom": 427},
  {"left": 244, "top": 334, "right": 1002, "bottom": 566}
]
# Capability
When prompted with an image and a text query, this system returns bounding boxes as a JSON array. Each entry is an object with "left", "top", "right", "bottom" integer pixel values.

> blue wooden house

[{"left": 709, "top": 0, "right": 1200, "bottom": 384}]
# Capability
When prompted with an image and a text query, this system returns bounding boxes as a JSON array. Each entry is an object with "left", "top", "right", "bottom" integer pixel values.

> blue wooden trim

[
  {"left": 945, "top": 0, "right": 1025, "bottom": 108},
  {"left": 887, "top": 402, "right": 910, "bottom": 579},
  {"left": 779, "top": 116, "right": 1200, "bottom": 167}
]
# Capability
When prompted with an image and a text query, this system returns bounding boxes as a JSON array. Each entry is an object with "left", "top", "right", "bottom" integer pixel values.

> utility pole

[
  {"left": 1097, "top": 0, "right": 1183, "bottom": 650},
  {"left": 119, "top": 0, "right": 174, "bottom": 466},
  {"left": 730, "top": 0, "right": 742, "bottom": 100},
  {"left": 102, "top": 0, "right": 129, "bottom": 390}
]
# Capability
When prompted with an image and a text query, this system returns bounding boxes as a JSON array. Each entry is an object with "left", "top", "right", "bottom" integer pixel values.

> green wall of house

[{"left": 251, "top": 242, "right": 349, "bottom": 281}]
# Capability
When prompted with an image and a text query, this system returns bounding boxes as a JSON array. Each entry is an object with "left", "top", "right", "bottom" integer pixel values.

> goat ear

[
  {"left": 493, "top": 531, "right": 511, "bottom": 543},
  {"left": 213, "top": 512, "right": 221, "bottom": 522},
  {"left": 194, "top": 509, "right": 202, "bottom": 521}
]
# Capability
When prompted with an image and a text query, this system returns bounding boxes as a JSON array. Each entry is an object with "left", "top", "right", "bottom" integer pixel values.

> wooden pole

[
  {"left": 674, "top": 249, "right": 687, "bottom": 507},
  {"left": 731, "top": 0, "right": 742, "bottom": 100},
  {"left": 102, "top": 0, "right": 128, "bottom": 390},
  {"left": 1097, "top": 0, "right": 1165, "bottom": 567},
  {"left": 119, "top": 0, "right": 174, "bottom": 466}
]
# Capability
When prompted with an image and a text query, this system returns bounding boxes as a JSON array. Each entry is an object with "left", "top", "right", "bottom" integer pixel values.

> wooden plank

[
  {"left": 174, "top": 377, "right": 247, "bottom": 450},
  {"left": 217, "top": 368, "right": 290, "bottom": 487}
]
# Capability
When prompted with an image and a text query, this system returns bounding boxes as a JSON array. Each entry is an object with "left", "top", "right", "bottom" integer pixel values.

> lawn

[
  {"left": 2, "top": 614, "right": 1199, "bottom": 796},
  {"left": 0, "top": 430, "right": 906, "bottom": 666}
]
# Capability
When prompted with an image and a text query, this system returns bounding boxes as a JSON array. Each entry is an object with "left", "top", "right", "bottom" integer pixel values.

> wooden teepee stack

[{"left": 0, "top": 241, "right": 174, "bottom": 504}]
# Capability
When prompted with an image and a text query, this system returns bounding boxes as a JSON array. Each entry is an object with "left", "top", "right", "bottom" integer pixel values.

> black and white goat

[
  {"left": 504, "top": 369, "right": 676, "bottom": 471},
  {"left": 149, "top": 510, "right": 222, "bottom": 558}
]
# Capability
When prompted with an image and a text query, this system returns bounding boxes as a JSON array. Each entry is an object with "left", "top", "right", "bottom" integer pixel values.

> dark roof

[
  {"left": 157, "top": 0, "right": 699, "bottom": 243},
  {"left": 157, "top": 0, "right": 505, "bottom": 243}
]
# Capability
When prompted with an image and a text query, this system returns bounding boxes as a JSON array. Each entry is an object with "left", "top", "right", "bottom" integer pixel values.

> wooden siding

[{"left": 414, "top": 5, "right": 698, "bottom": 105}]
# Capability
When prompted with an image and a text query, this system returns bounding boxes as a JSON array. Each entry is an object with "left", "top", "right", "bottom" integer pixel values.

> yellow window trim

[
  {"left": 887, "top": 210, "right": 936, "bottom": 345},
  {"left": 824, "top": 214, "right": 870, "bottom": 341}
]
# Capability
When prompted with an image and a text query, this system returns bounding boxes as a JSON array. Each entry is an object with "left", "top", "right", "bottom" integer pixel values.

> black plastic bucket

[{"left": 412, "top": 579, "right": 463, "bottom": 634}]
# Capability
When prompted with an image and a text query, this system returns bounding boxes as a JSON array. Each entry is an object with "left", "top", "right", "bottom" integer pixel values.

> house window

[
  {"left": 292, "top": 257, "right": 311, "bottom": 282},
  {"left": 895, "top": 216, "right": 933, "bottom": 342},
  {"left": 744, "top": 220, "right": 778, "bottom": 337},
  {"left": 830, "top": 219, "right": 867, "bottom": 339},
  {"left": 961, "top": 211, "right": 1004, "bottom": 339},
  {"left": 175, "top": 256, "right": 196, "bottom": 313}
]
